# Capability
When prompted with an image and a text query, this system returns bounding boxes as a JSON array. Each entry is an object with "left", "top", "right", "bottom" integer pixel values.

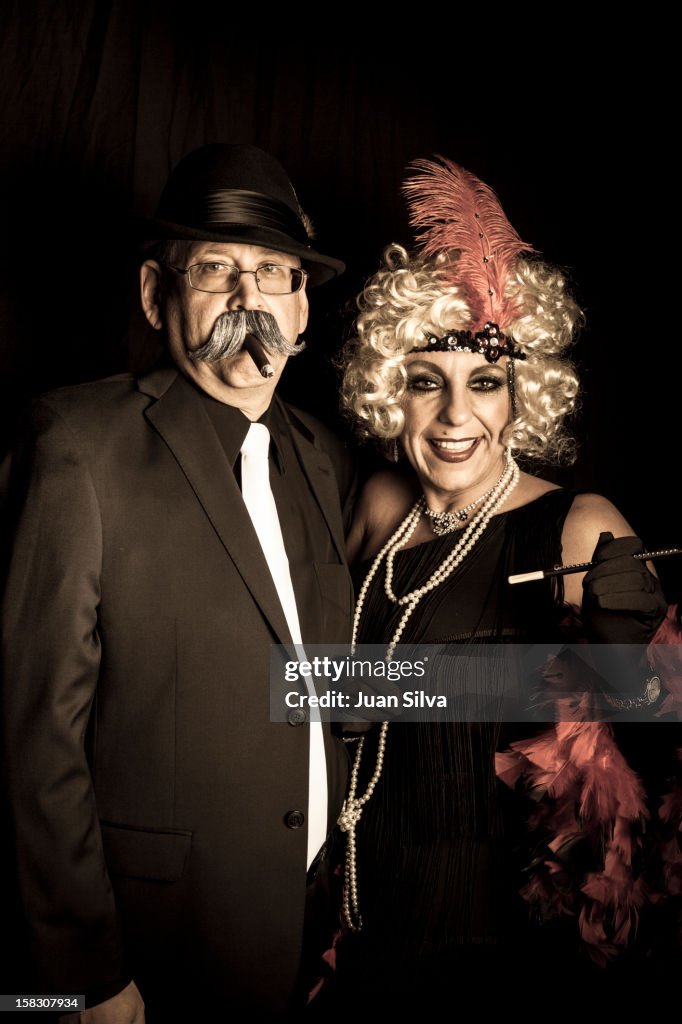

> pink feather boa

[{"left": 496, "top": 604, "right": 682, "bottom": 964}]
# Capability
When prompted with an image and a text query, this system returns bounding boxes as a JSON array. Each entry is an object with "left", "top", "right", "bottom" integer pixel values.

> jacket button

[
  {"left": 285, "top": 810, "right": 305, "bottom": 830},
  {"left": 288, "top": 708, "right": 307, "bottom": 726}
]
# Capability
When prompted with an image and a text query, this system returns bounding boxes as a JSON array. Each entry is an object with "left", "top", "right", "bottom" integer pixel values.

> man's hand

[{"left": 58, "top": 981, "right": 145, "bottom": 1024}]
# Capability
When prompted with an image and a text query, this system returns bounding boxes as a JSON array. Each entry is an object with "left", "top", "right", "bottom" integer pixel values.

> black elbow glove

[
  {"left": 582, "top": 532, "right": 667, "bottom": 644},
  {"left": 582, "top": 532, "right": 668, "bottom": 699}
]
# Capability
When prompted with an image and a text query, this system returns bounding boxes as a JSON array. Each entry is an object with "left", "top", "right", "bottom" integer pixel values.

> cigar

[
  {"left": 508, "top": 547, "right": 682, "bottom": 585},
  {"left": 243, "top": 335, "right": 275, "bottom": 378}
]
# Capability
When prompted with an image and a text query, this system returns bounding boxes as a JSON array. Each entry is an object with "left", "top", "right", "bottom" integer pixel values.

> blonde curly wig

[{"left": 341, "top": 245, "right": 582, "bottom": 463}]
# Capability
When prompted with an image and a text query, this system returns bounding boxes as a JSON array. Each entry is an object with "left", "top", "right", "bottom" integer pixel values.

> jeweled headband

[{"left": 409, "top": 321, "right": 526, "bottom": 363}]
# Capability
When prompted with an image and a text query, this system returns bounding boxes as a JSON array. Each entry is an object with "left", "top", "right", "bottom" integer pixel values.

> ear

[
  {"left": 296, "top": 285, "right": 309, "bottom": 336},
  {"left": 140, "top": 260, "right": 164, "bottom": 330}
]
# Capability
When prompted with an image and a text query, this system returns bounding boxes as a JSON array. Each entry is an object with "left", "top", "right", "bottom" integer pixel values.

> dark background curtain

[{"left": 1, "top": 3, "right": 678, "bottom": 599}]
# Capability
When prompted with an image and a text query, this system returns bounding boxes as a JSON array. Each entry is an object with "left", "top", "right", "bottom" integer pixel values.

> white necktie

[
  {"left": 239, "top": 422, "right": 327, "bottom": 868},
  {"left": 240, "top": 423, "right": 302, "bottom": 644}
]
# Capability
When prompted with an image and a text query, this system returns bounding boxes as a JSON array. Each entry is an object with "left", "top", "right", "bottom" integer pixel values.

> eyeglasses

[{"left": 163, "top": 261, "right": 308, "bottom": 295}]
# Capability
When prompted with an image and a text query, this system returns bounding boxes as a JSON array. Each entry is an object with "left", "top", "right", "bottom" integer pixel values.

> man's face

[{"left": 141, "top": 241, "right": 309, "bottom": 412}]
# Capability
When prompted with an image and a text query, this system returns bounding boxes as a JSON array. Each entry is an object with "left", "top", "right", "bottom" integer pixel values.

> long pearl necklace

[{"left": 338, "top": 451, "right": 520, "bottom": 931}]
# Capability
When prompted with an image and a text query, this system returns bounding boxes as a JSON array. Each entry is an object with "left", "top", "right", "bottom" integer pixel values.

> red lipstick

[{"left": 427, "top": 437, "right": 481, "bottom": 463}]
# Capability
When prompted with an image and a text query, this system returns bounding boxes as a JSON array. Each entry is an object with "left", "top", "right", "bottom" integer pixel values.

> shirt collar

[{"left": 195, "top": 384, "right": 284, "bottom": 471}]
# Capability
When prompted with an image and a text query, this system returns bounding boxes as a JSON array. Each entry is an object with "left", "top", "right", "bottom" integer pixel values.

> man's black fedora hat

[{"left": 141, "top": 143, "right": 345, "bottom": 286}]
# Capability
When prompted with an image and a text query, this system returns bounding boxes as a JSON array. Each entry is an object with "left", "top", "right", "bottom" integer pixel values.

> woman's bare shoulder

[
  {"left": 560, "top": 492, "right": 635, "bottom": 607},
  {"left": 562, "top": 492, "right": 634, "bottom": 554},
  {"left": 346, "top": 468, "right": 420, "bottom": 565}
]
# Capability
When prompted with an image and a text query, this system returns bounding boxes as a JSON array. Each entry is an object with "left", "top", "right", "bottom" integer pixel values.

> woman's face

[{"left": 401, "top": 351, "right": 511, "bottom": 507}]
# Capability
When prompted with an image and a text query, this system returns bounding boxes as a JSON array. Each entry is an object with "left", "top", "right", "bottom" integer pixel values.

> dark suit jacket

[{"left": 0, "top": 365, "right": 357, "bottom": 1017}]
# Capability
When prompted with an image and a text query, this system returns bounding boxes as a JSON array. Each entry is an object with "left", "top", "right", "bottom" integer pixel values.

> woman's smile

[{"left": 427, "top": 436, "right": 481, "bottom": 462}]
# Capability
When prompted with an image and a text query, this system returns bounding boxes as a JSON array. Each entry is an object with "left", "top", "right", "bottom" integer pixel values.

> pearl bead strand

[{"left": 338, "top": 450, "right": 520, "bottom": 932}]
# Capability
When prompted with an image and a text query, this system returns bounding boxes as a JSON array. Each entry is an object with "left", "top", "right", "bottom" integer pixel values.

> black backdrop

[{"left": 1, "top": 4, "right": 679, "bottom": 599}]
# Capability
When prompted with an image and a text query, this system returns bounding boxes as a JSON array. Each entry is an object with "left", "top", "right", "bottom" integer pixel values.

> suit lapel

[
  {"left": 278, "top": 400, "right": 347, "bottom": 568},
  {"left": 139, "top": 368, "right": 293, "bottom": 647}
]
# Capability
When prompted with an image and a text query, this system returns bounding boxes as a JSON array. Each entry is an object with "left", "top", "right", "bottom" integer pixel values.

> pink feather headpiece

[{"left": 403, "top": 156, "right": 537, "bottom": 337}]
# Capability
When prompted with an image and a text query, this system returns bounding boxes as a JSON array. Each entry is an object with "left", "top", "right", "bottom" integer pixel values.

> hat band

[{"left": 161, "top": 189, "right": 311, "bottom": 246}]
